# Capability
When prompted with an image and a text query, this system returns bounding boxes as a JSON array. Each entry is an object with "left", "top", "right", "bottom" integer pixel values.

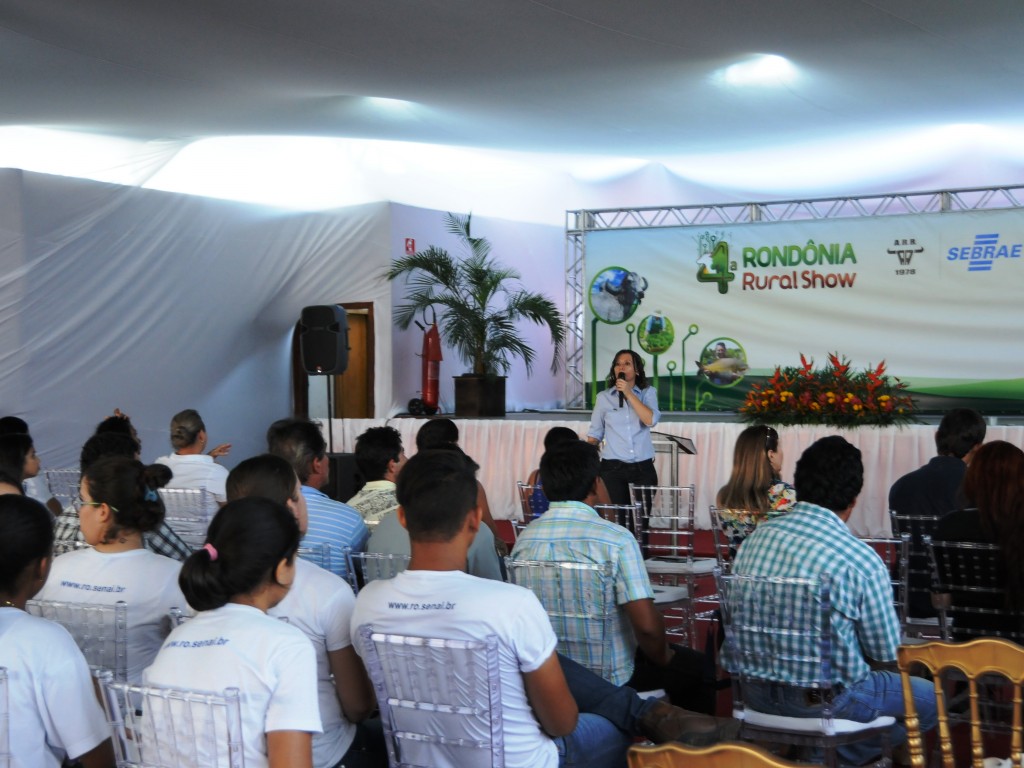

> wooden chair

[
  {"left": 716, "top": 568, "right": 894, "bottom": 768},
  {"left": 356, "top": 624, "right": 504, "bottom": 768},
  {"left": 898, "top": 638, "right": 1024, "bottom": 768},
  {"left": 25, "top": 598, "right": 128, "bottom": 681},
  {"left": 97, "top": 669, "right": 245, "bottom": 767},
  {"left": 505, "top": 558, "right": 619, "bottom": 682},
  {"left": 628, "top": 741, "right": 820, "bottom": 768}
]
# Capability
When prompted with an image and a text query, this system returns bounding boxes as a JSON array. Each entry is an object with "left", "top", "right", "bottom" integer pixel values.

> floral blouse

[{"left": 717, "top": 480, "right": 797, "bottom": 559}]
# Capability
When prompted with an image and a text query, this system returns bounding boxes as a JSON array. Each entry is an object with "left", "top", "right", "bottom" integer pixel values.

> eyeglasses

[{"left": 77, "top": 493, "right": 118, "bottom": 514}]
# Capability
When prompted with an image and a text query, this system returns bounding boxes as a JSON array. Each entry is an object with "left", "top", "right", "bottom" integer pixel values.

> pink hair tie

[{"left": 203, "top": 543, "right": 219, "bottom": 561}]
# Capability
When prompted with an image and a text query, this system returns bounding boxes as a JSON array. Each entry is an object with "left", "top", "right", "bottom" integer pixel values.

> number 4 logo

[{"left": 696, "top": 240, "right": 736, "bottom": 294}]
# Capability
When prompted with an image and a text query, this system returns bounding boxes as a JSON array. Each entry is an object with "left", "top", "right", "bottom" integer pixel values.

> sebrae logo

[{"left": 947, "top": 233, "right": 1022, "bottom": 272}]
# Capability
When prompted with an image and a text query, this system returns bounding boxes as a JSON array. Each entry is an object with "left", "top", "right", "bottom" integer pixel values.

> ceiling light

[{"left": 719, "top": 54, "right": 797, "bottom": 87}]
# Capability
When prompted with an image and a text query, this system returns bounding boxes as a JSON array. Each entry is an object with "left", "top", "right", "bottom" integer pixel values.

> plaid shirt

[
  {"left": 732, "top": 500, "right": 901, "bottom": 686},
  {"left": 53, "top": 507, "right": 193, "bottom": 561},
  {"left": 510, "top": 500, "right": 654, "bottom": 685}
]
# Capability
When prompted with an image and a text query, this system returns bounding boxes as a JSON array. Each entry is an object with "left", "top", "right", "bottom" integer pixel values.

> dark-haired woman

[
  {"left": 0, "top": 494, "right": 114, "bottom": 768},
  {"left": 715, "top": 425, "right": 795, "bottom": 557},
  {"left": 0, "top": 431, "right": 41, "bottom": 485},
  {"left": 38, "top": 456, "right": 186, "bottom": 683},
  {"left": 587, "top": 349, "right": 660, "bottom": 505},
  {"left": 144, "top": 497, "right": 320, "bottom": 768}
]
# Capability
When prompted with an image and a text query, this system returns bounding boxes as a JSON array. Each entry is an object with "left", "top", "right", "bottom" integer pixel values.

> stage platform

[{"left": 322, "top": 414, "right": 1024, "bottom": 536}]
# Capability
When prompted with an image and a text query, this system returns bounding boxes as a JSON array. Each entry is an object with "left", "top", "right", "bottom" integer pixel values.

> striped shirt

[
  {"left": 732, "top": 501, "right": 900, "bottom": 686},
  {"left": 301, "top": 486, "right": 369, "bottom": 580},
  {"left": 510, "top": 500, "right": 654, "bottom": 685}
]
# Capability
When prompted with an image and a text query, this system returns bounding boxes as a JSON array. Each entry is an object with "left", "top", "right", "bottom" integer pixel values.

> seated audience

[
  {"left": 267, "top": 417, "right": 368, "bottom": 581},
  {"left": 0, "top": 416, "right": 53, "bottom": 508},
  {"left": 347, "top": 426, "right": 406, "bottom": 523},
  {"left": 351, "top": 450, "right": 737, "bottom": 768},
  {"left": 523, "top": 426, "right": 581, "bottom": 518},
  {"left": 0, "top": 468, "right": 24, "bottom": 495},
  {"left": 933, "top": 439, "right": 1024, "bottom": 639},
  {"left": 145, "top": 497, "right": 321, "bottom": 768},
  {"left": 0, "top": 431, "right": 41, "bottom": 486},
  {"left": 54, "top": 432, "right": 193, "bottom": 561},
  {"left": 0, "top": 494, "right": 114, "bottom": 768},
  {"left": 94, "top": 408, "right": 142, "bottom": 453},
  {"left": 512, "top": 440, "right": 716, "bottom": 714},
  {"left": 889, "top": 407, "right": 986, "bottom": 617},
  {"left": 155, "top": 408, "right": 231, "bottom": 505},
  {"left": 38, "top": 456, "right": 187, "bottom": 682},
  {"left": 715, "top": 425, "right": 795, "bottom": 557},
  {"left": 732, "top": 436, "right": 937, "bottom": 766},
  {"left": 227, "top": 454, "right": 384, "bottom": 768}
]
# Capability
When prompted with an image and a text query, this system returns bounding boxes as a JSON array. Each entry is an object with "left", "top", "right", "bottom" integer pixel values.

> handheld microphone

[{"left": 617, "top": 371, "right": 626, "bottom": 407}]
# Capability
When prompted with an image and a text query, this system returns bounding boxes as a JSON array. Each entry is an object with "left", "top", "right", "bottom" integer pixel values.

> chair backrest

[
  {"left": 890, "top": 511, "right": 942, "bottom": 615},
  {"left": 25, "top": 598, "right": 128, "bottom": 681},
  {"left": 717, "top": 569, "right": 843, "bottom": 729},
  {"left": 52, "top": 539, "right": 93, "bottom": 556},
  {"left": 168, "top": 607, "right": 190, "bottom": 628},
  {"left": 347, "top": 551, "right": 411, "bottom": 594},
  {"left": 505, "top": 558, "right": 617, "bottom": 681},
  {"left": 593, "top": 502, "right": 643, "bottom": 546},
  {"left": 629, "top": 484, "right": 697, "bottom": 560},
  {"left": 44, "top": 467, "right": 81, "bottom": 509},
  {"left": 516, "top": 481, "right": 547, "bottom": 521},
  {"left": 897, "top": 638, "right": 1024, "bottom": 768},
  {"left": 628, "top": 741, "right": 818, "bottom": 768},
  {"left": 924, "top": 535, "right": 1023, "bottom": 642},
  {"left": 297, "top": 542, "right": 332, "bottom": 572},
  {"left": 0, "top": 667, "right": 9, "bottom": 768},
  {"left": 97, "top": 670, "right": 245, "bottom": 768},
  {"left": 857, "top": 534, "right": 910, "bottom": 633},
  {"left": 356, "top": 624, "right": 504, "bottom": 768},
  {"left": 158, "top": 488, "right": 217, "bottom": 550},
  {"left": 708, "top": 505, "right": 756, "bottom": 569}
]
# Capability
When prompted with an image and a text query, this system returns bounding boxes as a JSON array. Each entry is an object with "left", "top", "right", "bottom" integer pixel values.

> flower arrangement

[{"left": 739, "top": 353, "right": 918, "bottom": 427}]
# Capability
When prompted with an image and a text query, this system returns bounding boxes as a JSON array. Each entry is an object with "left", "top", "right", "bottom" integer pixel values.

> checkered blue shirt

[
  {"left": 731, "top": 500, "right": 901, "bottom": 686},
  {"left": 510, "top": 500, "right": 654, "bottom": 685}
]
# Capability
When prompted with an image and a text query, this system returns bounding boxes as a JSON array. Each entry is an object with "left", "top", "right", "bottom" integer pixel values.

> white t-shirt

[
  {"left": 269, "top": 558, "right": 357, "bottom": 768},
  {"left": 37, "top": 547, "right": 187, "bottom": 683},
  {"left": 0, "top": 607, "right": 110, "bottom": 767},
  {"left": 351, "top": 569, "right": 559, "bottom": 768},
  {"left": 144, "top": 602, "right": 322, "bottom": 768},
  {"left": 154, "top": 453, "right": 229, "bottom": 503}
]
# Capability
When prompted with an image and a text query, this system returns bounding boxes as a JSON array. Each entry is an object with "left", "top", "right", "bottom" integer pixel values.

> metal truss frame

[{"left": 563, "top": 185, "right": 1024, "bottom": 409}]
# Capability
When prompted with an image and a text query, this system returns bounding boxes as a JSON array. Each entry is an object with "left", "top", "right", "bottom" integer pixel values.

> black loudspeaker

[
  {"left": 326, "top": 452, "right": 363, "bottom": 503},
  {"left": 300, "top": 305, "right": 349, "bottom": 375}
]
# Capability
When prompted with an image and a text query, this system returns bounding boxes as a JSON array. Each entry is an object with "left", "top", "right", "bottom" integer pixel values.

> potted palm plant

[{"left": 386, "top": 212, "right": 565, "bottom": 417}]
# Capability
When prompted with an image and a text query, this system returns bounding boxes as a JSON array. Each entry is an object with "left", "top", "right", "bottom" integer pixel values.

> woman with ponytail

[
  {"left": 37, "top": 455, "right": 186, "bottom": 683},
  {"left": 144, "top": 497, "right": 321, "bottom": 768}
]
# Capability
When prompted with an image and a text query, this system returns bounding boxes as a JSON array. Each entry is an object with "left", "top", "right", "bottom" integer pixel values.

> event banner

[{"left": 584, "top": 208, "right": 1024, "bottom": 413}]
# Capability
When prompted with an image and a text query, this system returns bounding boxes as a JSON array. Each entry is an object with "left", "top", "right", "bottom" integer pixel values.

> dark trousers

[
  {"left": 626, "top": 645, "right": 717, "bottom": 715},
  {"left": 600, "top": 458, "right": 658, "bottom": 506}
]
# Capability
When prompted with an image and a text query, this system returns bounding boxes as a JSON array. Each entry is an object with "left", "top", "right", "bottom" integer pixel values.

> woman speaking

[{"left": 587, "top": 349, "right": 660, "bottom": 505}]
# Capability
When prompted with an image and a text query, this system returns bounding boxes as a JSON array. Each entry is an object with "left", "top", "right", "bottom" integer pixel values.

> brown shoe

[{"left": 638, "top": 700, "right": 741, "bottom": 746}]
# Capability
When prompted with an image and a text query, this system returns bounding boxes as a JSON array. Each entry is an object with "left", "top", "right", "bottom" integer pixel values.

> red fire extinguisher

[{"left": 409, "top": 308, "right": 442, "bottom": 416}]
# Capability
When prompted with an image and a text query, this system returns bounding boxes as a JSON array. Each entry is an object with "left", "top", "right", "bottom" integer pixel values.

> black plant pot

[{"left": 453, "top": 375, "right": 506, "bottom": 417}]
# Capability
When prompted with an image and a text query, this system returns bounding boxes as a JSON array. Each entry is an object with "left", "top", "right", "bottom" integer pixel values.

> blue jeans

[
  {"left": 744, "top": 671, "right": 938, "bottom": 766},
  {"left": 555, "top": 653, "right": 649, "bottom": 767}
]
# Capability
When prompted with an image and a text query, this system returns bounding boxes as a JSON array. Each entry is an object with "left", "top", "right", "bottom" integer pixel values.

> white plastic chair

[
  {"left": 357, "top": 624, "right": 504, "bottom": 768},
  {"left": 0, "top": 667, "right": 9, "bottom": 768},
  {"left": 97, "top": 669, "right": 245, "bottom": 767},
  {"left": 158, "top": 488, "right": 217, "bottom": 550},
  {"left": 505, "top": 558, "right": 618, "bottom": 682},
  {"left": 347, "top": 551, "right": 410, "bottom": 594},
  {"left": 25, "top": 598, "right": 128, "bottom": 681},
  {"left": 717, "top": 569, "right": 894, "bottom": 768}
]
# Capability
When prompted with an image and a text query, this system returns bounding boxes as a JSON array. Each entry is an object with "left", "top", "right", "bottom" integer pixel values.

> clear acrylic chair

[
  {"left": 516, "top": 481, "right": 546, "bottom": 521},
  {"left": 925, "top": 535, "right": 1024, "bottom": 643},
  {"left": 897, "top": 638, "right": 1024, "bottom": 768},
  {"left": 630, "top": 483, "right": 714, "bottom": 646},
  {"left": 628, "top": 741, "right": 818, "bottom": 768},
  {"left": 159, "top": 488, "right": 217, "bottom": 550},
  {"left": 97, "top": 669, "right": 245, "bottom": 767},
  {"left": 356, "top": 624, "right": 504, "bottom": 768},
  {"left": 716, "top": 568, "right": 894, "bottom": 768},
  {"left": 593, "top": 502, "right": 643, "bottom": 547},
  {"left": 505, "top": 558, "right": 618, "bottom": 681},
  {"left": 889, "top": 511, "right": 943, "bottom": 626},
  {"left": 297, "top": 542, "right": 333, "bottom": 572},
  {"left": 346, "top": 551, "right": 410, "bottom": 594},
  {"left": 44, "top": 467, "right": 81, "bottom": 510},
  {"left": 25, "top": 598, "right": 128, "bottom": 681},
  {"left": 0, "top": 667, "right": 9, "bottom": 768},
  {"left": 52, "top": 539, "right": 93, "bottom": 556},
  {"left": 708, "top": 505, "right": 747, "bottom": 573},
  {"left": 858, "top": 534, "right": 914, "bottom": 639}
]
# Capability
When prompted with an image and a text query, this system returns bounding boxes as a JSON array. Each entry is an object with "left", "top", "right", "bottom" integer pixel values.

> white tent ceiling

[{"left": 3, "top": 0, "right": 1023, "bottom": 159}]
